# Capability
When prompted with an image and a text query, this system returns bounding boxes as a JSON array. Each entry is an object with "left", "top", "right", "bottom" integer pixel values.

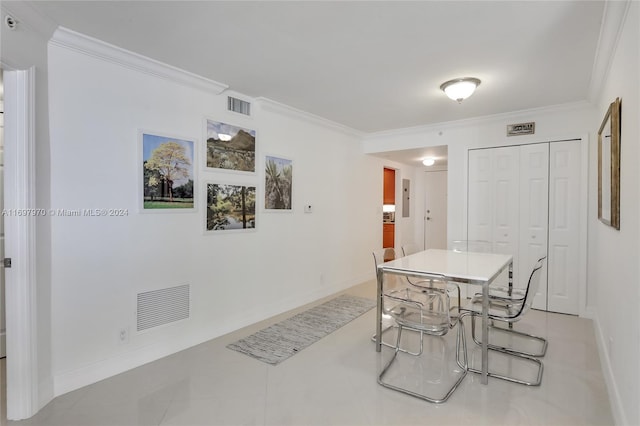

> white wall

[
  {"left": 590, "top": 2, "right": 639, "bottom": 425},
  {"left": 45, "top": 31, "right": 419, "bottom": 396},
  {"left": 1, "top": 1, "right": 56, "bottom": 412}
]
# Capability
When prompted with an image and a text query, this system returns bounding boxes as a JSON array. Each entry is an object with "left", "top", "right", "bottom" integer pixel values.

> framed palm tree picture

[{"left": 264, "top": 155, "right": 293, "bottom": 211}]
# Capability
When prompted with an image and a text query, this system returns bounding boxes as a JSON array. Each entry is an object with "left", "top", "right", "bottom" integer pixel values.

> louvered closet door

[
  {"left": 547, "top": 141, "right": 580, "bottom": 314},
  {"left": 519, "top": 144, "right": 549, "bottom": 308}
]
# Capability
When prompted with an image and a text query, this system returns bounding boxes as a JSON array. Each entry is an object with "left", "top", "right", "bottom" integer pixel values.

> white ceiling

[{"left": 25, "top": 0, "right": 605, "bottom": 164}]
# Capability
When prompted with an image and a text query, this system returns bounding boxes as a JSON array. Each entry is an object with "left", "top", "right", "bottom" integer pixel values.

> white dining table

[{"left": 375, "top": 248, "right": 513, "bottom": 385}]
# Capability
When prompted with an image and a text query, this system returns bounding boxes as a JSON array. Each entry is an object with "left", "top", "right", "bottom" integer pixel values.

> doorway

[
  {"left": 424, "top": 170, "right": 447, "bottom": 249},
  {"left": 382, "top": 167, "right": 396, "bottom": 249},
  {"left": 1, "top": 68, "right": 5, "bottom": 359}
]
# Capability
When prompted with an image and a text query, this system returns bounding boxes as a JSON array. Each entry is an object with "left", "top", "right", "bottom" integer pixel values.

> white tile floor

[{"left": 3, "top": 280, "right": 614, "bottom": 426}]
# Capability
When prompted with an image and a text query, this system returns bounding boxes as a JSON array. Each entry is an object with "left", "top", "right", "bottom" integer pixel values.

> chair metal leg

[
  {"left": 467, "top": 348, "right": 544, "bottom": 386},
  {"left": 371, "top": 324, "right": 424, "bottom": 356},
  {"left": 378, "top": 323, "right": 468, "bottom": 404},
  {"left": 470, "top": 314, "right": 548, "bottom": 357}
]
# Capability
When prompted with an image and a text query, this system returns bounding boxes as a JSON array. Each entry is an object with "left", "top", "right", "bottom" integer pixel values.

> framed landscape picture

[
  {"left": 264, "top": 155, "right": 293, "bottom": 211},
  {"left": 206, "top": 182, "right": 257, "bottom": 232},
  {"left": 205, "top": 119, "right": 256, "bottom": 173},
  {"left": 141, "top": 132, "right": 195, "bottom": 211}
]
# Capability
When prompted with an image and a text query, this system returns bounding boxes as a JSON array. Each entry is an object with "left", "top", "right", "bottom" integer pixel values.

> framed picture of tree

[
  {"left": 205, "top": 182, "right": 257, "bottom": 233},
  {"left": 205, "top": 119, "right": 256, "bottom": 173},
  {"left": 264, "top": 155, "right": 293, "bottom": 211},
  {"left": 140, "top": 131, "right": 195, "bottom": 212}
]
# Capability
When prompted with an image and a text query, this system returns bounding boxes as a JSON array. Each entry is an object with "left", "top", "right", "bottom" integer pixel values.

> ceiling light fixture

[
  {"left": 440, "top": 77, "right": 481, "bottom": 103},
  {"left": 422, "top": 157, "right": 436, "bottom": 167}
]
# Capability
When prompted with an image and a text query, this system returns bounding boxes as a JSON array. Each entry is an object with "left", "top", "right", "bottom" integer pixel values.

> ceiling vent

[{"left": 227, "top": 96, "right": 251, "bottom": 116}]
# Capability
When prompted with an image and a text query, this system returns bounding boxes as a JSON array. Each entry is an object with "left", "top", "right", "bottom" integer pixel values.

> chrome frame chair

[
  {"left": 402, "top": 243, "right": 462, "bottom": 314},
  {"left": 372, "top": 248, "right": 425, "bottom": 356},
  {"left": 378, "top": 274, "right": 468, "bottom": 403},
  {"left": 452, "top": 240, "right": 546, "bottom": 356},
  {"left": 460, "top": 256, "right": 547, "bottom": 386}
]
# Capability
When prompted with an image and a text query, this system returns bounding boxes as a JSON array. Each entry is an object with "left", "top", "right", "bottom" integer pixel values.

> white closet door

[
  {"left": 491, "top": 147, "right": 520, "bottom": 259},
  {"left": 468, "top": 149, "right": 493, "bottom": 243},
  {"left": 468, "top": 147, "right": 518, "bottom": 289},
  {"left": 519, "top": 144, "right": 549, "bottom": 308},
  {"left": 547, "top": 141, "right": 580, "bottom": 314}
]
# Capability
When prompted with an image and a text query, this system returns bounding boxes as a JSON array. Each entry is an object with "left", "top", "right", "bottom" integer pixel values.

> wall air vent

[
  {"left": 136, "top": 284, "right": 190, "bottom": 332},
  {"left": 227, "top": 96, "right": 251, "bottom": 116}
]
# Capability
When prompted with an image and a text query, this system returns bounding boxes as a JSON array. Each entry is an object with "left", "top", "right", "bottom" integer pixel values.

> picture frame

[
  {"left": 264, "top": 155, "right": 293, "bottom": 212},
  {"left": 598, "top": 97, "right": 621, "bottom": 230},
  {"left": 140, "top": 131, "right": 195, "bottom": 212},
  {"left": 205, "top": 181, "right": 257, "bottom": 233},
  {"left": 205, "top": 119, "right": 256, "bottom": 173}
]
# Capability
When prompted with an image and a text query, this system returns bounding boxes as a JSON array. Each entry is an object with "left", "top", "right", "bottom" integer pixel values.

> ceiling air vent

[{"left": 227, "top": 96, "right": 251, "bottom": 116}]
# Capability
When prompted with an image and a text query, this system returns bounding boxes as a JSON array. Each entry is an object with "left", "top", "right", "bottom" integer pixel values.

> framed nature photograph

[
  {"left": 264, "top": 155, "right": 293, "bottom": 211},
  {"left": 141, "top": 132, "right": 195, "bottom": 211},
  {"left": 206, "top": 182, "right": 256, "bottom": 232},
  {"left": 205, "top": 119, "right": 256, "bottom": 173}
]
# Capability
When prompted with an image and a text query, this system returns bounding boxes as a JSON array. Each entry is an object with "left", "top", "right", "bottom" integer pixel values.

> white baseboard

[
  {"left": 592, "top": 314, "right": 626, "bottom": 425},
  {"left": 53, "top": 275, "right": 370, "bottom": 397}
]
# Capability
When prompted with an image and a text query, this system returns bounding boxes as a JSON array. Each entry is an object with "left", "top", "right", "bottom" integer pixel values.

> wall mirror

[{"left": 598, "top": 97, "right": 621, "bottom": 230}]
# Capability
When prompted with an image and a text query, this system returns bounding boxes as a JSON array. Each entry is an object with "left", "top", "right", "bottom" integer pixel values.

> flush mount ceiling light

[
  {"left": 422, "top": 157, "right": 436, "bottom": 166},
  {"left": 440, "top": 77, "right": 481, "bottom": 103}
]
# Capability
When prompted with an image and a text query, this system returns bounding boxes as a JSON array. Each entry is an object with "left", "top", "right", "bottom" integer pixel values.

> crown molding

[
  {"left": 366, "top": 100, "right": 594, "bottom": 140},
  {"left": 49, "top": 27, "right": 228, "bottom": 95},
  {"left": 588, "top": 0, "right": 631, "bottom": 102},
  {"left": 255, "top": 97, "right": 364, "bottom": 139}
]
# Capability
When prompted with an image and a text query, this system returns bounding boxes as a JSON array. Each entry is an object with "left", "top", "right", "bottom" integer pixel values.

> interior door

[
  {"left": 0, "top": 70, "right": 4, "bottom": 358},
  {"left": 547, "top": 141, "right": 580, "bottom": 314},
  {"left": 467, "top": 150, "right": 492, "bottom": 243},
  {"left": 424, "top": 170, "right": 447, "bottom": 249},
  {"left": 519, "top": 143, "right": 549, "bottom": 308},
  {"left": 491, "top": 147, "right": 520, "bottom": 260}
]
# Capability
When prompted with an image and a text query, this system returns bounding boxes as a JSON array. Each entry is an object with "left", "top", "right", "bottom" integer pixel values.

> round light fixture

[
  {"left": 440, "top": 77, "right": 481, "bottom": 103},
  {"left": 422, "top": 157, "right": 436, "bottom": 167}
]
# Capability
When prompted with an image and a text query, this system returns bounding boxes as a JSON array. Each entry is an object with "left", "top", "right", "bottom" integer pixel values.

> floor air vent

[
  {"left": 136, "top": 284, "right": 190, "bottom": 332},
  {"left": 227, "top": 96, "right": 251, "bottom": 116}
]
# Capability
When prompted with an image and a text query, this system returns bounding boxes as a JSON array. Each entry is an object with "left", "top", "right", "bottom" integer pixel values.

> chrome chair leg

[
  {"left": 470, "top": 314, "right": 548, "bottom": 357},
  {"left": 466, "top": 348, "right": 544, "bottom": 386},
  {"left": 378, "top": 323, "right": 468, "bottom": 404},
  {"left": 371, "top": 324, "right": 424, "bottom": 356}
]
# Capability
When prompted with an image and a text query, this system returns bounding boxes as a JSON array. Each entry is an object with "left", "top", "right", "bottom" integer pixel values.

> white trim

[
  {"left": 3, "top": 67, "right": 38, "bottom": 420},
  {"left": 577, "top": 134, "right": 591, "bottom": 319},
  {"left": 588, "top": 0, "right": 632, "bottom": 103},
  {"left": 365, "top": 101, "right": 593, "bottom": 141},
  {"left": 255, "top": 97, "right": 364, "bottom": 138},
  {"left": 593, "top": 315, "right": 626, "bottom": 425},
  {"left": 49, "top": 27, "right": 229, "bottom": 95}
]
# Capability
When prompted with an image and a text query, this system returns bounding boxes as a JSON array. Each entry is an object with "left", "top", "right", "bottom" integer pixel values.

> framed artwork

[
  {"left": 205, "top": 119, "right": 256, "bottom": 173},
  {"left": 598, "top": 97, "right": 621, "bottom": 230},
  {"left": 264, "top": 155, "right": 293, "bottom": 211},
  {"left": 141, "top": 132, "right": 195, "bottom": 211},
  {"left": 206, "top": 182, "right": 256, "bottom": 232}
]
